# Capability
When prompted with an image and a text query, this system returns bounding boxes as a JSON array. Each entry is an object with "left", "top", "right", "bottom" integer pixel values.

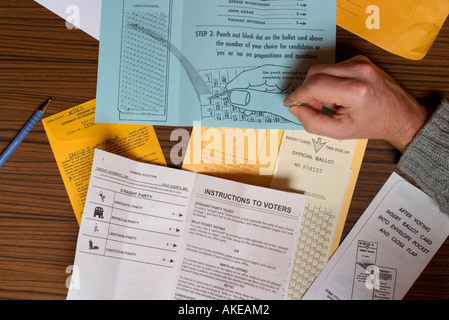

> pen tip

[{"left": 40, "top": 97, "right": 52, "bottom": 113}]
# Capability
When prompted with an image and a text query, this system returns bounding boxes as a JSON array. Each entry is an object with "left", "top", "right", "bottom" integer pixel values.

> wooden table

[{"left": 0, "top": 0, "right": 448, "bottom": 300}]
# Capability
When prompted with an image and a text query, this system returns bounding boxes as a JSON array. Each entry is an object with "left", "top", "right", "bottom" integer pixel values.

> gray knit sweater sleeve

[{"left": 397, "top": 100, "right": 449, "bottom": 214}]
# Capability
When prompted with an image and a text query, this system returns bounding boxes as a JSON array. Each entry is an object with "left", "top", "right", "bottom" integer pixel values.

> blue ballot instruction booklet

[{"left": 95, "top": 0, "right": 336, "bottom": 129}]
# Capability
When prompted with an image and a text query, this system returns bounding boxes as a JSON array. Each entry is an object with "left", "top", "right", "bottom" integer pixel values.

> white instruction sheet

[
  {"left": 34, "top": 0, "right": 102, "bottom": 39},
  {"left": 302, "top": 172, "right": 449, "bottom": 300},
  {"left": 67, "top": 149, "right": 305, "bottom": 300}
]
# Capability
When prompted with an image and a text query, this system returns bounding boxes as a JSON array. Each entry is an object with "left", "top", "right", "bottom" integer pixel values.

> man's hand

[{"left": 284, "top": 55, "right": 431, "bottom": 152}]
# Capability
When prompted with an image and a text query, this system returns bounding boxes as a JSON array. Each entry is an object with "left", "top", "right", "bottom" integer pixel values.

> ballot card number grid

[{"left": 288, "top": 202, "right": 336, "bottom": 299}]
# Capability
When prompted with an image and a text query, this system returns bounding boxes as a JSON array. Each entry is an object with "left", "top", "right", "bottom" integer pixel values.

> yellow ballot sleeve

[
  {"left": 43, "top": 99, "right": 166, "bottom": 225},
  {"left": 337, "top": 0, "right": 449, "bottom": 60}
]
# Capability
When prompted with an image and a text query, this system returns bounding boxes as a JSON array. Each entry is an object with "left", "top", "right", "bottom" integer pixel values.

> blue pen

[{"left": 0, "top": 98, "right": 52, "bottom": 168}]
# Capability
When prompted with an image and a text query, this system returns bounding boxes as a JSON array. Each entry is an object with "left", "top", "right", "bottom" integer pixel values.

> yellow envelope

[
  {"left": 182, "top": 127, "right": 283, "bottom": 187},
  {"left": 337, "top": 0, "right": 449, "bottom": 60},
  {"left": 43, "top": 99, "right": 166, "bottom": 225}
]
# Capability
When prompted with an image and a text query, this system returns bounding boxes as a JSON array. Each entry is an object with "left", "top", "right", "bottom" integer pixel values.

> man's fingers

[
  {"left": 306, "top": 55, "right": 374, "bottom": 79},
  {"left": 289, "top": 105, "right": 343, "bottom": 137},
  {"left": 284, "top": 74, "right": 363, "bottom": 110}
]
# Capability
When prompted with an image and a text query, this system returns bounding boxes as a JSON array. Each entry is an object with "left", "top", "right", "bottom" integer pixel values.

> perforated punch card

[{"left": 271, "top": 131, "right": 367, "bottom": 299}]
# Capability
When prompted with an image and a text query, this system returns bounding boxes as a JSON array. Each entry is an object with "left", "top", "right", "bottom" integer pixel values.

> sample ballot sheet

[
  {"left": 95, "top": 0, "right": 336, "bottom": 129},
  {"left": 67, "top": 150, "right": 306, "bottom": 299}
]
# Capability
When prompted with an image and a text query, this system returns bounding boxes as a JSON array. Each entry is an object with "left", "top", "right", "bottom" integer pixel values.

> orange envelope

[{"left": 337, "top": 0, "right": 449, "bottom": 60}]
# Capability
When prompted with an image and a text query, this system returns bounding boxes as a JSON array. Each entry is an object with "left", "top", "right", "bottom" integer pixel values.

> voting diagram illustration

[
  {"left": 198, "top": 64, "right": 301, "bottom": 125},
  {"left": 118, "top": 12, "right": 300, "bottom": 126}
]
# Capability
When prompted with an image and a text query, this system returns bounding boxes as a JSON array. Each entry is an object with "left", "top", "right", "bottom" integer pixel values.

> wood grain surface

[{"left": 0, "top": 0, "right": 448, "bottom": 300}]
